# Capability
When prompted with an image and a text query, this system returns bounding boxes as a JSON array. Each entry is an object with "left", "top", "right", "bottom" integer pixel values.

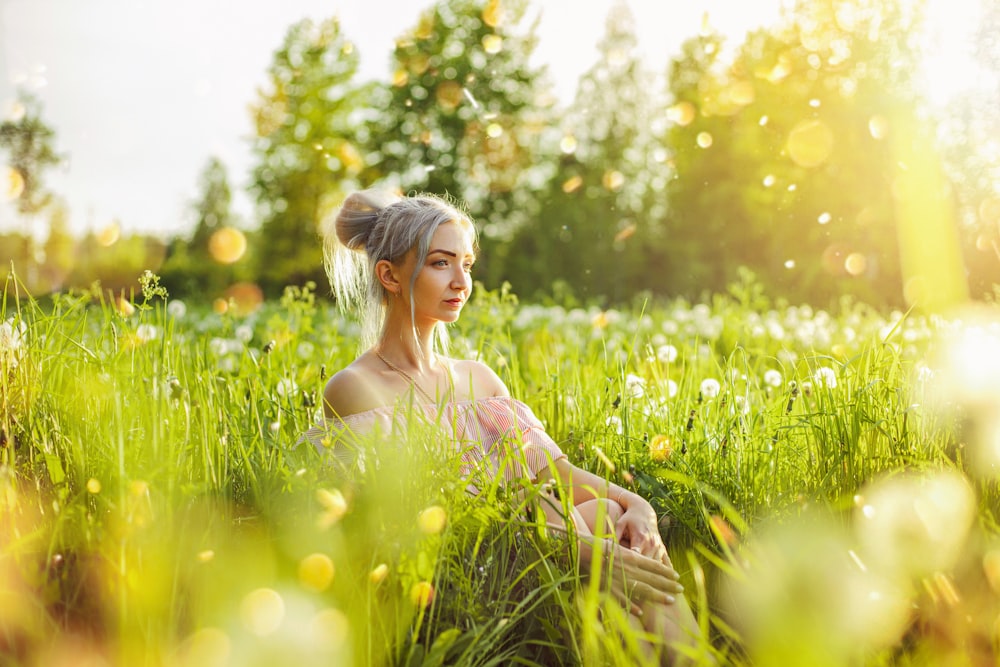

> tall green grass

[{"left": 1, "top": 271, "right": 995, "bottom": 666}]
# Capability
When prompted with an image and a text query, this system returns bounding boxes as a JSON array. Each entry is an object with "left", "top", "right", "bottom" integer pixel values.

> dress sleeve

[
  {"left": 508, "top": 399, "right": 567, "bottom": 481},
  {"left": 296, "top": 409, "right": 395, "bottom": 471},
  {"left": 460, "top": 398, "right": 567, "bottom": 487}
]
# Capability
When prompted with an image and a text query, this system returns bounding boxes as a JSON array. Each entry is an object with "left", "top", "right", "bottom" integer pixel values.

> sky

[{"left": 0, "top": 0, "right": 981, "bottom": 241}]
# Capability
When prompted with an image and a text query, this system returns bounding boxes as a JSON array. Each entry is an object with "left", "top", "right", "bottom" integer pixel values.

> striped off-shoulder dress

[{"left": 298, "top": 396, "right": 567, "bottom": 491}]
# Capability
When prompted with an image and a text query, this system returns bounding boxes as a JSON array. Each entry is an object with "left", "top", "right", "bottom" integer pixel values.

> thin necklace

[{"left": 374, "top": 349, "right": 437, "bottom": 404}]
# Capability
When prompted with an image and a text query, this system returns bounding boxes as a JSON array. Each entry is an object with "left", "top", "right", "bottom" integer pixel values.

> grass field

[{"left": 2, "top": 272, "right": 999, "bottom": 666}]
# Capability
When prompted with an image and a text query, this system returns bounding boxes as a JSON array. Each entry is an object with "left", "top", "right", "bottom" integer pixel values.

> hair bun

[{"left": 334, "top": 189, "right": 401, "bottom": 251}]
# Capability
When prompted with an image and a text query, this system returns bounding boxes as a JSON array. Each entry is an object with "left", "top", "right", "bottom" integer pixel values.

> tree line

[{"left": 3, "top": 0, "right": 999, "bottom": 310}]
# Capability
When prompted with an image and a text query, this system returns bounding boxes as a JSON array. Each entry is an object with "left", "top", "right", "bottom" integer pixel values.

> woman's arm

[{"left": 538, "top": 457, "right": 669, "bottom": 564}]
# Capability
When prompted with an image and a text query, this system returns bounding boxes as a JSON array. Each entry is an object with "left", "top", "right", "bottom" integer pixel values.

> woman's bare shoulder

[
  {"left": 448, "top": 358, "right": 510, "bottom": 398},
  {"left": 322, "top": 357, "right": 389, "bottom": 419}
]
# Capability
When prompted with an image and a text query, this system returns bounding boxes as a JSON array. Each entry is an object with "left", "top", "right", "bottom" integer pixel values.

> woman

[{"left": 302, "top": 188, "right": 703, "bottom": 663}]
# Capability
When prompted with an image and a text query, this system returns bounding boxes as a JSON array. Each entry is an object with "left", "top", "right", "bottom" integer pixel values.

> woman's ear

[{"left": 375, "top": 259, "right": 402, "bottom": 297}]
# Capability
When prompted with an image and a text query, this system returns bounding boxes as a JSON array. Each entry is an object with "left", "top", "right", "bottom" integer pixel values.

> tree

[
  {"left": 160, "top": 156, "right": 247, "bottom": 298},
  {"left": 503, "top": 0, "right": 663, "bottom": 301},
  {"left": 663, "top": 0, "right": 947, "bottom": 307},
  {"left": 364, "top": 0, "right": 554, "bottom": 285},
  {"left": 249, "top": 17, "right": 369, "bottom": 296},
  {"left": 0, "top": 91, "right": 63, "bottom": 292}
]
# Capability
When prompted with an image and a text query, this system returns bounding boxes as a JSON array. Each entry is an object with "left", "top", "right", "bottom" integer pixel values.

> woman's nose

[{"left": 452, "top": 269, "right": 471, "bottom": 290}]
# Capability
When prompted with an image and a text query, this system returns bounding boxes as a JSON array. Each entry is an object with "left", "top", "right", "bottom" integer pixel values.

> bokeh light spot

[
  {"left": 240, "top": 588, "right": 285, "bottom": 637},
  {"left": 787, "top": 119, "right": 834, "bottom": 167},
  {"left": 869, "top": 115, "right": 889, "bottom": 140},
  {"left": 666, "top": 101, "right": 696, "bottom": 126},
  {"left": 418, "top": 505, "right": 448, "bottom": 534},
  {"left": 222, "top": 282, "right": 263, "bottom": 316},
  {"left": 559, "top": 135, "right": 578, "bottom": 154},
  {"left": 481, "top": 0, "right": 502, "bottom": 27},
  {"left": 602, "top": 170, "right": 624, "bottom": 190},
  {"left": 435, "top": 80, "right": 463, "bottom": 111},
  {"left": 308, "top": 608, "right": 350, "bottom": 651},
  {"left": 298, "top": 553, "right": 335, "bottom": 592},
  {"left": 172, "top": 628, "right": 231, "bottom": 667},
  {"left": 562, "top": 175, "right": 582, "bottom": 194},
  {"left": 482, "top": 34, "right": 503, "bottom": 55},
  {"left": 208, "top": 227, "right": 247, "bottom": 264},
  {"left": 844, "top": 253, "right": 867, "bottom": 276},
  {"left": 696, "top": 132, "right": 713, "bottom": 149},
  {"left": 856, "top": 470, "right": 976, "bottom": 579},
  {"left": 4, "top": 166, "right": 24, "bottom": 200},
  {"left": 97, "top": 222, "right": 120, "bottom": 247}
]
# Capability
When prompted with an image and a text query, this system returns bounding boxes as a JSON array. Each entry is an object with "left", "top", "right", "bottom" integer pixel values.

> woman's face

[{"left": 401, "top": 221, "right": 476, "bottom": 325}]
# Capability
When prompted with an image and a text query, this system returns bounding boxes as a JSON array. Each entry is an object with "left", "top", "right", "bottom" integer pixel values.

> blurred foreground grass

[{"left": 2, "top": 272, "right": 999, "bottom": 666}]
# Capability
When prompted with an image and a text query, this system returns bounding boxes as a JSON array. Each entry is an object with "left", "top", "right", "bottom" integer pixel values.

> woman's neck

[{"left": 377, "top": 309, "right": 437, "bottom": 372}]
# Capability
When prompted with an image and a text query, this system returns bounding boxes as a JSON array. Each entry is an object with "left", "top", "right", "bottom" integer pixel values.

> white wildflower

[
  {"left": 0, "top": 318, "right": 26, "bottom": 368},
  {"left": 605, "top": 415, "right": 623, "bottom": 434},
  {"left": 625, "top": 373, "right": 645, "bottom": 399},
  {"left": 217, "top": 356, "right": 238, "bottom": 373},
  {"left": 814, "top": 366, "right": 838, "bottom": 389},
  {"left": 0, "top": 318, "right": 26, "bottom": 353},
  {"left": 135, "top": 323, "right": 160, "bottom": 342},
  {"left": 763, "top": 369, "right": 783, "bottom": 388},
  {"left": 700, "top": 378, "right": 721, "bottom": 399},
  {"left": 657, "top": 344, "right": 678, "bottom": 364},
  {"left": 275, "top": 378, "right": 299, "bottom": 398},
  {"left": 166, "top": 300, "right": 187, "bottom": 319},
  {"left": 235, "top": 325, "right": 254, "bottom": 343}
]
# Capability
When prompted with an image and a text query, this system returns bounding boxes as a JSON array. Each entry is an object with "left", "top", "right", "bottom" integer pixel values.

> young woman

[{"left": 301, "top": 188, "right": 703, "bottom": 663}]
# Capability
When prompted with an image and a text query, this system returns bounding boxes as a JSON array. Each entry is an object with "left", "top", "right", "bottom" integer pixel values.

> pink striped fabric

[{"left": 298, "top": 396, "right": 567, "bottom": 490}]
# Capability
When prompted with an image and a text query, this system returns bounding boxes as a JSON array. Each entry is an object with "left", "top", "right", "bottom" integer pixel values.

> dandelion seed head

[
  {"left": 814, "top": 366, "right": 838, "bottom": 389},
  {"left": 625, "top": 373, "right": 645, "bottom": 399},
  {"left": 135, "top": 323, "right": 159, "bottom": 343},
  {"left": 166, "top": 300, "right": 187, "bottom": 318},
  {"left": 700, "top": 378, "right": 721, "bottom": 399},
  {"left": 656, "top": 344, "right": 678, "bottom": 364},
  {"left": 604, "top": 416, "right": 623, "bottom": 435},
  {"left": 275, "top": 378, "right": 299, "bottom": 398},
  {"left": 764, "top": 369, "right": 783, "bottom": 387}
]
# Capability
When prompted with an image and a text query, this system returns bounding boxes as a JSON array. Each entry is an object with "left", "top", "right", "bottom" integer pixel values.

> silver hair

[{"left": 323, "top": 188, "right": 477, "bottom": 352}]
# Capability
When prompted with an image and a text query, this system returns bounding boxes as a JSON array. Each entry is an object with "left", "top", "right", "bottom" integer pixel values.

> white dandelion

[
  {"left": 814, "top": 366, "right": 838, "bottom": 389},
  {"left": 700, "top": 378, "right": 721, "bottom": 399}
]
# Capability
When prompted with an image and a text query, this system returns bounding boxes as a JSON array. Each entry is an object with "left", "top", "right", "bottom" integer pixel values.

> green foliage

[
  {"left": 366, "top": 0, "right": 554, "bottom": 276},
  {"left": 505, "top": 2, "right": 667, "bottom": 302},
  {"left": 159, "top": 157, "right": 250, "bottom": 299},
  {"left": 0, "top": 90, "right": 61, "bottom": 217},
  {"left": 4, "top": 275, "right": 999, "bottom": 664},
  {"left": 249, "top": 17, "right": 371, "bottom": 297},
  {"left": 663, "top": 0, "right": 928, "bottom": 307}
]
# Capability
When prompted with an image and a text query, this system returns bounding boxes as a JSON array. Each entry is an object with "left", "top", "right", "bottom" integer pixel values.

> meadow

[{"left": 2, "top": 271, "right": 999, "bottom": 666}]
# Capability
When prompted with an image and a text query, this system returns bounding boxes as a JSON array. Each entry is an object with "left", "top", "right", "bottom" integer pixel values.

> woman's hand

[
  {"left": 578, "top": 537, "right": 683, "bottom": 616},
  {"left": 614, "top": 494, "right": 671, "bottom": 567}
]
